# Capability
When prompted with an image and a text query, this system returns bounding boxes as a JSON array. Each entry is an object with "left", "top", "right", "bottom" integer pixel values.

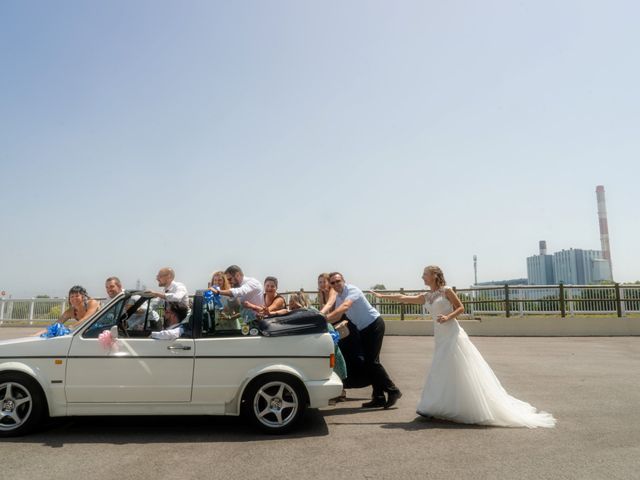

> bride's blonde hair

[{"left": 425, "top": 265, "right": 446, "bottom": 288}]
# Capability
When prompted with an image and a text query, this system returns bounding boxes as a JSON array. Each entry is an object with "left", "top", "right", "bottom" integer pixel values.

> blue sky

[{"left": 1, "top": 0, "right": 639, "bottom": 298}]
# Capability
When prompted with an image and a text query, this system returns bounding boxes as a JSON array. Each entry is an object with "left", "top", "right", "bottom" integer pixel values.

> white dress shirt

[
  {"left": 230, "top": 276, "right": 264, "bottom": 307},
  {"left": 164, "top": 281, "right": 189, "bottom": 307},
  {"left": 150, "top": 323, "right": 184, "bottom": 340}
]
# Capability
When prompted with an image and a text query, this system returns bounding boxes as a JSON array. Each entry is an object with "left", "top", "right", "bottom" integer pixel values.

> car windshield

[
  {"left": 82, "top": 293, "right": 166, "bottom": 338},
  {"left": 82, "top": 298, "right": 125, "bottom": 338}
]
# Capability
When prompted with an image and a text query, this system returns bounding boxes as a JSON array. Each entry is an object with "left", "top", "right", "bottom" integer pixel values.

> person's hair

[
  {"left": 68, "top": 285, "right": 89, "bottom": 299},
  {"left": 264, "top": 276, "right": 278, "bottom": 288},
  {"left": 289, "top": 290, "right": 309, "bottom": 309},
  {"left": 105, "top": 276, "right": 121, "bottom": 287},
  {"left": 166, "top": 302, "right": 189, "bottom": 321},
  {"left": 328, "top": 272, "right": 343, "bottom": 281},
  {"left": 160, "top": 267, "right": 175, "bottom": 278},
  {"left": 225, "top": 265, "right": 243, "bottom": 276},
  {"left": 317, "top": 273, "right": 331, "bottom": 304},
  {"left": 425, "top": 265, "right": 446, "bottom": 288},
  {"left": 210, "top": 271, "right": 230, "bottom": 290}
]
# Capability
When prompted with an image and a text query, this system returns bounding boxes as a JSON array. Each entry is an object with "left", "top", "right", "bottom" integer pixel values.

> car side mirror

[{"left": 110, "top": 325, "right": 119, "bottom": 340}]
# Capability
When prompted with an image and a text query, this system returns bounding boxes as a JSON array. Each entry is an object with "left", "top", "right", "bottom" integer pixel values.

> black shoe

[
  {"left": 329, "top": 390, "right": 348, "bottom": 404},
  {"left": 361, "top": 397, "right": 386, "bottom": 409},
  {"left": 384, "top": 390, "right": 402, "bottom": 409},
  {"left": 336, "top": 389, "right": 348, "bottom": 402}
]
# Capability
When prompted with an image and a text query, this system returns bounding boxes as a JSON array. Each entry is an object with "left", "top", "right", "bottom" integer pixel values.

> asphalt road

[{"left": 1, "top": 328, "right": 639, "bottom": 480}]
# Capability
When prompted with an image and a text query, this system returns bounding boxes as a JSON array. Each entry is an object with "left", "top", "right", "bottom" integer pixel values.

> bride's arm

[{"left": 369, "top": 291, "right": 426, "bottom": 305}]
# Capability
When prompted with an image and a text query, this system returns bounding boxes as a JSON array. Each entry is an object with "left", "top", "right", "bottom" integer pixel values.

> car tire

[
  {"left": 0, "top": 372, "right": 46, "bottom": 437},
  {"left": 242, "top": 373, "right": 307, "bottom": 434}
]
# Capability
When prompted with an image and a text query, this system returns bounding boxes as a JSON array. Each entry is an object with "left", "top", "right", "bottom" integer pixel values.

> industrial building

[{"left": 525, "top": 186, "right": 614, "bottom": 285}]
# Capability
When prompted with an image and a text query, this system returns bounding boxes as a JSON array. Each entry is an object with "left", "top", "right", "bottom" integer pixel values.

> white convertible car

[{"left": 0, "top": 290, "right": 342, "bottom": 436}]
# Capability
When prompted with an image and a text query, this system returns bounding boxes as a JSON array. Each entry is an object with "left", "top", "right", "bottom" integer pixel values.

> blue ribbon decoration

[
  {"left": 329, "top": 329, "right": 340, "bottom": 345},
  {"left": 204, "top": 288, "right": 224, "bottom": 310},
  {"left": 41, "top": 322, "right": 71, "bottom": 338}
]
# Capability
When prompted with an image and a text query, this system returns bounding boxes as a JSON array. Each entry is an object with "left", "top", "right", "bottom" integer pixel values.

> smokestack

[
  {"left": 473, "top": 255, "right": 478, "bottom": 285},
  {"left": 596, "top": 185, "right": 613, "bottom": 279},
  {"left": 539, "top": 240, "right": 547, "bottom": 256}
]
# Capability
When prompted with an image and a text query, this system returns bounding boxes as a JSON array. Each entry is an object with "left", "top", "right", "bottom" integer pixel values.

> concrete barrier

[{"left": 384, "top": 316, "right": 640, "bottom": 336}]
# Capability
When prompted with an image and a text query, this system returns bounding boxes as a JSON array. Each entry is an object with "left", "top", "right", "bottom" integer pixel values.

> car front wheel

[
  {"left": 0, "top": 373, "right": 46, "bottom": 437},
  {"left": 243, "top": 373, "right": 307, "bottom": 434}
]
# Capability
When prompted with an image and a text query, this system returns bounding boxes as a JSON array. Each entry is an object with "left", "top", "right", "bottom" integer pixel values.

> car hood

[{"left": 0, "top": 334, "right": 73, "bottom": 358}]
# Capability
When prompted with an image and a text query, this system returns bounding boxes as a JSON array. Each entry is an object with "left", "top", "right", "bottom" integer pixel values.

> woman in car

[
  {"left": 244, "top": 276, "right": 288, "bottom": 317},
  {"left": 208, "top": 271, "right": 241, "bottom": 329}
]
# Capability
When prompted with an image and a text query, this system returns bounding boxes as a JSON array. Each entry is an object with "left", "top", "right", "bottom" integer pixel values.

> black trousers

[{"left": 359, "top": 317, "right": 399, "bottom": 399}]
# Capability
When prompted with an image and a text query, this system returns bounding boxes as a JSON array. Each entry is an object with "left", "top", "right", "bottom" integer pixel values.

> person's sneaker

[
  {"left": 361, "top": 397, "right": 386, "bottom": 408},
  {"left": 384, "top": 390, "right": 402, "bottom": 409}
]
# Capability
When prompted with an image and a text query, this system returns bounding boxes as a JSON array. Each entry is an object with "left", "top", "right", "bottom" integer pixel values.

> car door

[
  {"left": 65, "top": 296, "right": 194, "bottom": 403},
  {"left": 189, "top": 292, "right": 255, "bottom": 413}
]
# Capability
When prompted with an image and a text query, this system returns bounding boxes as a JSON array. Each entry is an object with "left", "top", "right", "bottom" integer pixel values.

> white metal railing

[
  {"left": 1, "top": 284, "right": 639, "bottom": 324},
  {"left": 0, "top": 298, "right": 69, "bottom": 325}
]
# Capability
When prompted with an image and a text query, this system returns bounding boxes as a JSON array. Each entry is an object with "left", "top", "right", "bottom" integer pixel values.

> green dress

[{"left": 328, "top": 323, "right": 348, "bottom": 380}]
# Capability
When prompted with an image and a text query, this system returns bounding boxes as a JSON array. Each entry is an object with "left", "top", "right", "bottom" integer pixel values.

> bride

[{"left": 371, "top": 266, "right": 556, "bottom": 428}]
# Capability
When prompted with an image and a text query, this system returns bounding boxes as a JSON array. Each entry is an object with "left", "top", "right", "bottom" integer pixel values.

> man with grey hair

[
  {"left": 147, "top": 267, "right": 189, "bottom": 308},
  {"left": 103, "top": 276, "right": 123, "bottom": 306},
  {"left": 107, "top": 275, "right": 161, "bottom": 330}
]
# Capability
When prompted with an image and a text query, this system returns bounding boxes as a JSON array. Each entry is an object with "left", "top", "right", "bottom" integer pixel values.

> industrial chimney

[
  {"left": 473, "top": 255, "right": 478, "bottom": 285},
  {"left": 539, "top": 240, "right": 547, "bottom": 256},
  {"left": 595, "top": 185, "right": 613, "bottom": 279}
]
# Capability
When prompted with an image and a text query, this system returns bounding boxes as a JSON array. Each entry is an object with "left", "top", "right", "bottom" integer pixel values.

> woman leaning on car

[{"left": 58, "top": 285, "right": 100, "bottom": 327}]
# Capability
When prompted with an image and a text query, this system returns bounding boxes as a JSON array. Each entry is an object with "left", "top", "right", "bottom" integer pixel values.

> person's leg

[
  {"left": 359, "top": 318, "right": 385, "bottom": 398},
  {"left": 359, "top": 317, "right": 399, "bottom": 406},
  {"left": 358, "top": 323, "right": 386, "bottom": 407},
  {"left": 338, "top": 322, "right": 369, "bottom": 389}
]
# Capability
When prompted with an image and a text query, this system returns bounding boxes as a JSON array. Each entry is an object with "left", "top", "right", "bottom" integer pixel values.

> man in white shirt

[
  {"left": 147, "top": 267, "right": 190, "bottom": 308},
  {"left": 103, "top": 276, "right": 126, "bottom": 308},
  {"left": 106, "top": 276, "right": 160, "bottom": 330},
  {"left": 151, "top": 302, "right": 189, "bottom": 340},
  {"left": 104, "top": 277, "right": 123, "bottom": 303},
  {"left": 215, "top": 265, "right": 264, "bottom": 311}
]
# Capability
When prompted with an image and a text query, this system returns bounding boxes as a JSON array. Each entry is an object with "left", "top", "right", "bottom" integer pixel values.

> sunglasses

[{"left": 330, "top": 280, "right": 342, "bottom": 285}]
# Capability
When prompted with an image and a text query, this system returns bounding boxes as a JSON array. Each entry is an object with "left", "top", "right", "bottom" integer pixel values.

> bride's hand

[
  {"left": 437, "top": 314, "right": 450, "bottom": 323},
  {"left": 369, "top": 290, "right": 382, "bottom": 298}
]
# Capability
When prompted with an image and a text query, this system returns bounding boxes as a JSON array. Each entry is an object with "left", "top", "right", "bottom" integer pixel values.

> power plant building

[
  {"left": 552, "top": 248, "right": 611, "bottom": 285},
  {"left": 526, "top": 244, "right": 612, "bottom": 285},
  {"left": 527, "top": 241, "right": 555, "bottom": 285},
  {"left": 525, "top": 185, "right": 614, "bottom": 286}
]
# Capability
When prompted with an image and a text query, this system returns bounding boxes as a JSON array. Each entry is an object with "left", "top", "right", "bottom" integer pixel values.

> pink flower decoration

[{"left": 98, "top": 330, "right": 116, "bottom": 350}]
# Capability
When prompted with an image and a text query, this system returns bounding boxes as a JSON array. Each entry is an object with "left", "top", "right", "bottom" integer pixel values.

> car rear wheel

[
  {"left": 0, "top": 373, "right": 46, "bottom": 437},
  {"left": 243, "top": 373, "right": 307, "bottom": 434}
]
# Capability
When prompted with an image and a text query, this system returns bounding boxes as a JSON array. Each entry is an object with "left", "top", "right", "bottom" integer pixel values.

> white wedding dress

[{"left": 417, "top": 288, "right": 556, "bottom": 428}]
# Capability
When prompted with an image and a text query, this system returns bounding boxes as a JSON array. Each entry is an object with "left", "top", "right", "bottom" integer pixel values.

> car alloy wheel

[
  {"left": 252, "top": 380, "right": 300, "bottom": 429},
  {"left": 243, "top": 373, "right": 308, "bottom": 434},
  {"left": 0, "top": 373, "right": 45, "bottom": 437},
  {"left": 0, "top": 382, "right": 34, "bottom": 433}
]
